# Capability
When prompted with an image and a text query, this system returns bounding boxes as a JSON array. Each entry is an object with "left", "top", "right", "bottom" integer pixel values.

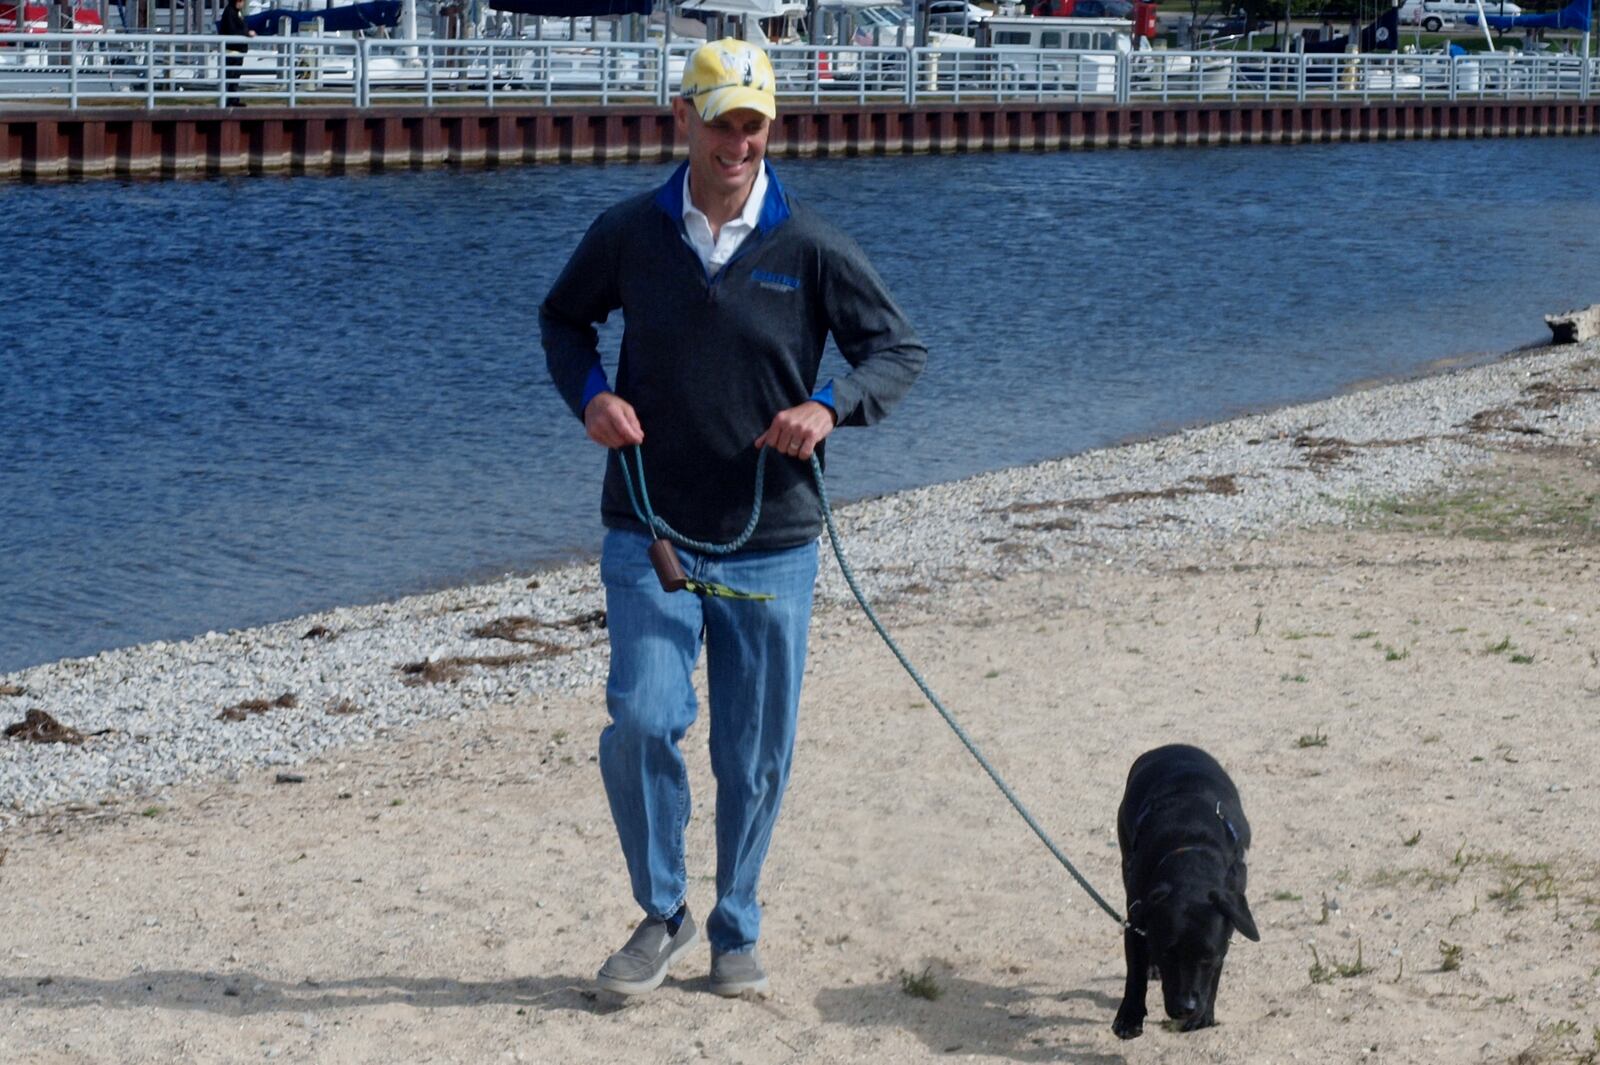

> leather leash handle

[{"left": 648, "top": 538, "right": 689, "bottom": 593}]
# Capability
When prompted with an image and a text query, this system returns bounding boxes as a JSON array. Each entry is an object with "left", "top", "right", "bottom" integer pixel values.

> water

[{"left": 3, "top": 137, "right": 1599, "bottom": 673}]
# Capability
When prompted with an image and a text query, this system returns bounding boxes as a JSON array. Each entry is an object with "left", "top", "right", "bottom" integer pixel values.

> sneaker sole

[
  {"left": 595, "top": 926, "right": 700, "bottom": 996},
  {"left": 708, "top": 974, "right": 770, "bottom": 998}
]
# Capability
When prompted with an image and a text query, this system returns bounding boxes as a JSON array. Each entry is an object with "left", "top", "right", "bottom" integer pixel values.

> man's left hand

[{"left": 754, "top": 401, "right": 836, "bottom": 462}]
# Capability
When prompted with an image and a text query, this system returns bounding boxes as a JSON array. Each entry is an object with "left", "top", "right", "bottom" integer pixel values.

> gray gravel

[{"left": 3, "top": 341, "right": 1597, "bottom": 827}]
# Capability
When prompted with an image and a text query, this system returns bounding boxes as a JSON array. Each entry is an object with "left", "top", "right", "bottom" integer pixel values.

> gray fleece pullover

[{"left": 542, "top": 161, "right": 927, "bottom": 552}]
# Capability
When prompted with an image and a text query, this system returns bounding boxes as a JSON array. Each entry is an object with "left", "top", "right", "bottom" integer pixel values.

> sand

[{"left": 2, "top": 370, "right": 1599, "bottom": 1065}]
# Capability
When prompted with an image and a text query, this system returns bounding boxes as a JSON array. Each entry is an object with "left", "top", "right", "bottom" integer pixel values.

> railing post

[
  {"left": 1297, "top": 50, "right": 1307, "bottom": 102},
  {"left": 907, "top": 47, "right": 918, "bottom": 106},
  {"left": 68, "top": 35, "right": 78, "bottom": 110},
  {"left": 658, "top": 41, "right": 668, "bottom": 107},
  {"left": 1116, "top": 48, "right": 1129, "bottom": 105},
  {"left": 357, "top": 37, "right": 369, "bottom": 109},
  {"left": 1449, "top": 55, "right": 1458, "bottom": 102}
]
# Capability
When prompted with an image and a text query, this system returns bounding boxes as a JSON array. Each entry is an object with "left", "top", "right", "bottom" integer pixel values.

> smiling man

[{"left": 542, "top": 38, "right": 926, "bottom": 1000}]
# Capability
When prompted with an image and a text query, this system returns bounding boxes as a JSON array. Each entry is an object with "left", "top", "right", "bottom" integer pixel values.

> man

[
  {"left": 218, "top": 0, "right": 255, "bottom": 109},
  {"left": 542, "top": 38, "right": 926, "bottom": 999}
]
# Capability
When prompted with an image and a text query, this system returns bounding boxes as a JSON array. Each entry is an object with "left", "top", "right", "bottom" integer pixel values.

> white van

[{"left": 1404, "top": 0, "right": 1522, "bottom": 31}]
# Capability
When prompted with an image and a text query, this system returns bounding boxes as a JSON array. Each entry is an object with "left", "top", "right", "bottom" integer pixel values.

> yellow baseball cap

[{"left": 680, "top": 38, "right": 777, "bottom": 122}]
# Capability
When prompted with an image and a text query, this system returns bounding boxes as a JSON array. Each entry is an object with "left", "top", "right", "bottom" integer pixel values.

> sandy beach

[{"left": 2, "top": 341, "right": 1598, "bottom": 1065}]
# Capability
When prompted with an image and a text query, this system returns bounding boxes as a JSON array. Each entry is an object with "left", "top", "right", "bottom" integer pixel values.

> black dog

[{"left": 1112, "top": 744, "right": 1259, "bottom": 1039}]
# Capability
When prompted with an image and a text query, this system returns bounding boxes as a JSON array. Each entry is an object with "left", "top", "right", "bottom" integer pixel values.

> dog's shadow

[
  {"left": 0, "top": 969, "right": 624, "bottom": 1017},
  {"left": 814, "top": 972, "right": 1126, "bottom": 1064}
]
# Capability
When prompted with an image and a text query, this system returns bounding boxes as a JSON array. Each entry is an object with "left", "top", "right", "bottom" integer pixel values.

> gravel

[{"left": 3, "top": 341, "right": 1597, "bottom": 827}]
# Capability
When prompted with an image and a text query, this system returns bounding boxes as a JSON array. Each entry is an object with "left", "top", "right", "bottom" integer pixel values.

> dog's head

[{"left": 1134, "top": 873, "right": 1259, "bottom": 1029}]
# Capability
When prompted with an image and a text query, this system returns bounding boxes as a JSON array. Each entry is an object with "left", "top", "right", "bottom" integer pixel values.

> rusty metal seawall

[{"left": 3, "top": 99, "right": 1597, "bottom": 181}]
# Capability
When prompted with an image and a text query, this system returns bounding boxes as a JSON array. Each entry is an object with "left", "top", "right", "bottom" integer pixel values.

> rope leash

[{"left": 615, "top": 444, "right": 1130, "bottom": 931}]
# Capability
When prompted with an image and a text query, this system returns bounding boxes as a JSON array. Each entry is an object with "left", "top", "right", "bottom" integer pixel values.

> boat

[{"left": 0, "top": 1, "right": 102, "bottom": 32}]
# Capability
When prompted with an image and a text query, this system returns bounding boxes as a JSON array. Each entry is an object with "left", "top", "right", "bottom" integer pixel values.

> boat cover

[
  {"left": 243, "top": 0, "right": 403, "bottom": 33},
  {"left": 1469, "top": 0, "right": 1591, "bottom": 32}
]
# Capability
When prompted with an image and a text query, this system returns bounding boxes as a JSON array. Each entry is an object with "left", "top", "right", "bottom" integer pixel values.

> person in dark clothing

[
  {"left": 218, "top": 0, "right": 254, "bottom": 108},
  {"left": 542, "top": 38, "right": 926, "bottom": 1001}
]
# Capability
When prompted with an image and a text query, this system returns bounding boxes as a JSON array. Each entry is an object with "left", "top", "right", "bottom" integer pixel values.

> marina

[{"left": 2, "top": 0, "right": 1597, "bottom": 178}]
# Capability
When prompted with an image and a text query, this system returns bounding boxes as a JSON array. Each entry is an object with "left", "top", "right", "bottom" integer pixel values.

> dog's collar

[
  {"left": 1125, "top": 807, "right": 1243, "bottom": 940},
  {"left": 1130, "top": 798, "right": 1241, "bottom": 851},
  {"left": 1215, "top": 801, "right": 1241, "bottom": 844},
  {"left": 1153, "top": 844, "right": 1209, "bottom": 869}
]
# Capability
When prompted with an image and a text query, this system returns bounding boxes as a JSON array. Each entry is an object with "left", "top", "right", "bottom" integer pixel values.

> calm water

[{"left": 3, "top": 138, "right": 1599, "bottom": 672}]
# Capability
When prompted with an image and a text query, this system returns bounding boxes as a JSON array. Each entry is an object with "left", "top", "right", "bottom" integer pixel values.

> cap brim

[{"left": 693, "top": 85, "right": 777, "bottom": 122}]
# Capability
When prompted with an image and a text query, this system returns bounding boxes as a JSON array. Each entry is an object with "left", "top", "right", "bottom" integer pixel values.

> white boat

[{"left": 978, "top": 15, "right": 1130, "bottom": 94}]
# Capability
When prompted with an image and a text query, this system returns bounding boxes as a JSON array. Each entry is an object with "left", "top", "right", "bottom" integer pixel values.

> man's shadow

[
  {"left": 0, "top": 970, "right": 630, "bottom": 1017},
  {"left": 813, "top": 969, "right": 1126, "bottom": 1064}
]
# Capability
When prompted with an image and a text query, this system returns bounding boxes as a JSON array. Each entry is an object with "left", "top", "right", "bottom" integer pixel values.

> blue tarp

[
  {"left": 487, "top": 0, "right": 652, "bottom": 16},
  {"left": 1469, "top": 0, "right": 1591, "bottom": 32},
  {"left": 243, "top": 0, "right": 402, "bottom": 34}
]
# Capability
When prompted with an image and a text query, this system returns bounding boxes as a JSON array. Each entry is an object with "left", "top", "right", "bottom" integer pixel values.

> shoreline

[
  {"left": 0, "top": 340, "right": 1597, "bottom": 1064},
  {"left": 3, "top": 338, "right": 1598, "bottom": 825}
]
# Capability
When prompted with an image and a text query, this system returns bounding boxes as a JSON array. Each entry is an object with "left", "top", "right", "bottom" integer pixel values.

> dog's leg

[{"left": 1112, "top": 927, "right": 1149, "bottom": 1039}]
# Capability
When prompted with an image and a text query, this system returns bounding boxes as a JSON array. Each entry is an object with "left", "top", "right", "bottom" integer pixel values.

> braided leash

[{"left": 614, "top": 443, "right": 1129, "bottom": 930}]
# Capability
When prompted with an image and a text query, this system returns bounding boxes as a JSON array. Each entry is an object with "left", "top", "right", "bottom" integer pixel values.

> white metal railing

[
  {"left": 0, "top": 32, "right": 362, "bottom": 108},
  {"left": 1, "top": 33, "right": 1594, "bottom": 109}
]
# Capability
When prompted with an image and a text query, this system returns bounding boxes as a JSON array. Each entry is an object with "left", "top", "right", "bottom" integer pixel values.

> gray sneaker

[
  {"left": 709, "top": 949, "right": 769, "bottom": 998},
  {"left": 596, "top": 911, "right": 699, "bottom": 996}
]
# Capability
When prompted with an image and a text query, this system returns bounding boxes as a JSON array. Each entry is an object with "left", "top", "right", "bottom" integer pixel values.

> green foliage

[
  {"left": 899, "top": 966, "right": 943, "bottom": 1001},
  {"left": 1308, "top": 940, "right": 1370, "bottom": 984}
]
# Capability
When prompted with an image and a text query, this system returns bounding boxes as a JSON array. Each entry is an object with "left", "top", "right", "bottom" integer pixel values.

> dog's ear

[{"left": 1210, "top": 889, "right": 1260, "bottom": 942}]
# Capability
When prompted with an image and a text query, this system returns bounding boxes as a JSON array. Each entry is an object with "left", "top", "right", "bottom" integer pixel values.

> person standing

[
  {"left": 542, "top": 38, "right": 927, "bottom": 998},
  {"left": 218, "top": 0, "right": 255, "bottom": 108}
]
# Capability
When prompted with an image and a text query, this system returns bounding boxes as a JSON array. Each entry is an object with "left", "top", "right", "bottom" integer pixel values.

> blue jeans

[{"left": 599, "top": 528, "right": 819, "bottom": 954}]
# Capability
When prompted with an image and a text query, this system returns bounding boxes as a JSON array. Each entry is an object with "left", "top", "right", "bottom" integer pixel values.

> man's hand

[
  {"left": 584, "top": 392, "right": 644, "bottom": 448},
  {"left": 753, "top": 401, "right": 836, "bottom": 461}
]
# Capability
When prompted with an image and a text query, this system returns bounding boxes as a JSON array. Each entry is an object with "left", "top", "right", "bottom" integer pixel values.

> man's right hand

[{"left": 584, "top": 392, "right": 644, "bottom": 448}]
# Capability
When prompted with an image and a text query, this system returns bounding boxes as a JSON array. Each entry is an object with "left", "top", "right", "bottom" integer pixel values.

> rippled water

[{"left": 3, "top": 136, "right": 1598, "bottom": 672}]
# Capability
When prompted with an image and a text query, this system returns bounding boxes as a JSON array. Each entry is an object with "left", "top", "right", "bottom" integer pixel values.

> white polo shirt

[{"left": 681, "top": 163, "right": 769, "bottom": 273}]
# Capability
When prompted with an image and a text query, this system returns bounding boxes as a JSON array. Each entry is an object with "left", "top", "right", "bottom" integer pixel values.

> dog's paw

[
  {"left": 1179, "top": 1012, "right": 1217, "bottom": 1033},
  {"left": 1112, "top": 1011, "right": 1145, "bottom": 1040}
]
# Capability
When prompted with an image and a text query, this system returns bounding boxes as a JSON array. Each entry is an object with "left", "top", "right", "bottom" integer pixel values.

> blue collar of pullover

[{"left": 654, "top": 160, "right": 791, "bottom": 234}]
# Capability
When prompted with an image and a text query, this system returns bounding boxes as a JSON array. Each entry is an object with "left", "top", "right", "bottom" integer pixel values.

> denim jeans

[{"left": 599, "top": 528, "right": 819, "bottom": 955}]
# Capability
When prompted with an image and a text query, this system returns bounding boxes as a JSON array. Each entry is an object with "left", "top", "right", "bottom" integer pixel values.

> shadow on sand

[
  {"left": 814, "top": 969, "right": 1127, "bottom": 1064},
  {"left": 0, "top": 969, "right": 636, "bottom": 1017}
]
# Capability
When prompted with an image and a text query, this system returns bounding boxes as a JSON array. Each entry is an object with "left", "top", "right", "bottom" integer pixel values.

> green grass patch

[
  {"left": 1296, "top": 728, "right": 1328, "bottom": 749},
  {"left": 1308, "top": 941, "right": 1370, "bottom": 984},
  {"left": 1342, "top": 452, "right": 1600, "bottom": 544},
  {"left": 899, "top": 966, "right": 943, "bottom": 1001}
]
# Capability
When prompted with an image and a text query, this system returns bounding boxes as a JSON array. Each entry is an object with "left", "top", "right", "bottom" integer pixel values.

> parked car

[{"left": 926, "top": 0, "right": 990, "bottom": 35}]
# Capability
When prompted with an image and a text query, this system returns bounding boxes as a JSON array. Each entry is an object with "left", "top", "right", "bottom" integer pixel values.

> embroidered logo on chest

[{"left": 752, "top": 269, "right": 801, "bottom": 293}]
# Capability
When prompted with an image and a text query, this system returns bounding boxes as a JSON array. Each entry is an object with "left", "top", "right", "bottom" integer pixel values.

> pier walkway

[{"left": 3, "top": 33, "right": 1595, "bottom": 178}]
